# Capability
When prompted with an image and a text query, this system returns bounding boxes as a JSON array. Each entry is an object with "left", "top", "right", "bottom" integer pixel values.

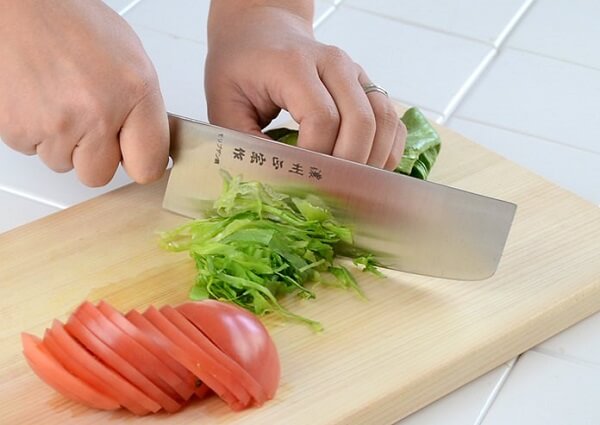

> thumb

[{"left": 119, "top": 88, "right": 170, "bottom": 184}]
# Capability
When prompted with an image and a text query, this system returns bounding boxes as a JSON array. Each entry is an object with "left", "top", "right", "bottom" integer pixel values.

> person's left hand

[{"left": 204, "top": 3, "right": 406, "bottom": 171}]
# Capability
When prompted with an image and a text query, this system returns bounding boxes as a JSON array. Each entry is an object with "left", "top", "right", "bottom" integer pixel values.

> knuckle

[
  {"left": 310, "top": 105, "right": 341, "bottom": 131},
  {"left": 380, "top": 105, "right": 399, "bottom": 127},
  {"left": 323, "top": 45, "right": 349, "bottom": 64},
  {"left": 354, "top": 107, "right": 376, "bottom": 133}
]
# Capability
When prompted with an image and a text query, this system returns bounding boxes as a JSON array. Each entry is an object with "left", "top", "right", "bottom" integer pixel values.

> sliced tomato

[
  {"left": 160, "top": 305, "right": 266, "bottom": 406},
  {"left": 73, "top": 304, "right": 181, "bottom": 413},
  {"left": 46, "top": 320, "right": 150, "bottom": 416},
  {"left": 21, "top": 332, "right": 119, "bottom": 411},
  {"left": 98, "top": 300, "right": 196, "bottom": 401},
  {"left": 177, "top": 301, "right": 280, "bottom": 399},
  {"left": 74, "top": 302, "right": 184, "bottom": 412},
  {"left": 144, "top": 306, "right": 252, "bottom": 406},
  {"left": 64, "top": 315, "right": 162, "bottom": 413},
  {"left": 124, "top": 310, "right": 212, "bottom": 401}
]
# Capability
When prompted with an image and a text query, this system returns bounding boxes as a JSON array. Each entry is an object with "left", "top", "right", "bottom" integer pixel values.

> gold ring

[{"left": 362, "top": 83, "right": 388, "bottom": 97}]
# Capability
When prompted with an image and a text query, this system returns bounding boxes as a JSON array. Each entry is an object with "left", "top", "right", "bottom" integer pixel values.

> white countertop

[{"left": 2, "top": 1, "right": 599, "bottom": 423}]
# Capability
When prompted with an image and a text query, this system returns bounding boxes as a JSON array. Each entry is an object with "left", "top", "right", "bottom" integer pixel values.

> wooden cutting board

[{"left": 1, "top": 116, "right": 599, "bottom": 425}]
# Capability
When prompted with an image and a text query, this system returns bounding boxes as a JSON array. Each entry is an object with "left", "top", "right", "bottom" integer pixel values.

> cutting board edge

[{"left": 340, "top": 277, "right": 600, "bottom": 425}]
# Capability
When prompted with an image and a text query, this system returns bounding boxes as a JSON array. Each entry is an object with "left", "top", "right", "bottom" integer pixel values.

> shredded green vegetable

[{"left": 160, "top": 172, "right": 381, "bottom": 331}]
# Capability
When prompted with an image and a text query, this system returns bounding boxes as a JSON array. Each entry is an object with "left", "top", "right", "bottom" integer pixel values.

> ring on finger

[{"left": 362, "top": 83, "right": 389, "bottom": 97}]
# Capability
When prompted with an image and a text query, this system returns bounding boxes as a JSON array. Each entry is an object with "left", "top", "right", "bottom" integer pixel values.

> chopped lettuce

[{"left": 160, "top": 172, "right": 381, "bottom": 331}]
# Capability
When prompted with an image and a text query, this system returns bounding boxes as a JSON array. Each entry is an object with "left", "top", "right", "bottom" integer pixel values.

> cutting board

[{"left": 1, "top": 113, "right": 599, "bottom": 425}]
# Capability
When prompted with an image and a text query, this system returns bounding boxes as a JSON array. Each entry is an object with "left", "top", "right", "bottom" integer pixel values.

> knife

[{"left": 163, "top": 114, "right": 516, "bottom": 281}]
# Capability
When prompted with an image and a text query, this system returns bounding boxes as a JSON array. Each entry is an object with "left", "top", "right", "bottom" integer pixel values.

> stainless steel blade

[{"left": 164, "top": 114, "right": 516, "bottom": 280}]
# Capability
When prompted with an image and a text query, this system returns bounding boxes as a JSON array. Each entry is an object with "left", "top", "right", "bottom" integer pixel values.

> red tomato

[
  {"left": 74, "top": 302, "right": 183, "bottom": 412},
  {"left": 45, "top": 320, "right": 150, "bottom": 415},
  {"left": 125, "top": 309, "right": 218, "bottom": 402},
  {"left": 177, "top": 301, "right": 280, "bottom": 398},
  {"left": 64, "top": 315, "right": 162, "bottom": 413},
  {"left": 21, "top": 332, "right": 119, "bottom": 411},
  {"left": 143, "top": 306, "right": 251, "bottom": 408},
  {"left": 160, "top": 305, "right": 266, "bottom": 406},
  {"left": 98, "top": 300, "right": 196, "bottom": 401}
]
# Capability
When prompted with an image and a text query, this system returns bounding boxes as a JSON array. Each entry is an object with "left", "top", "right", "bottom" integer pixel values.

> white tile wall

[
  {"left": 2, "top": 0, "right": 600, "bottom": 423},
  {"left": 448, "top": 118, "right": 600, "bottom": 204},
  {"left": 507, "top": 0, "right": 600, "bottom": 70},
  {"left": 344, "top": 0, "right": 529, "bottom": 44},
  {"left": 315, "top": 6, "right": 492, "bottom": 113},
  {"left": 398, "top": 366, "right": 508, "bottom": 425},
  {"left": 481, "top": 351, "right": 600, "bottom": 425},
  {"left": 455, "top": 49, "right": 600, "bottom": 154},
  {"left": 0, "top": 189, "right": 58, "bottom": 233}
]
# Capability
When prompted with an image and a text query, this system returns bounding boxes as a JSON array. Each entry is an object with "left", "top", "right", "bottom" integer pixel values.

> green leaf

[{"left": 160, "top": 173, "right": 383, "bottom": 331}]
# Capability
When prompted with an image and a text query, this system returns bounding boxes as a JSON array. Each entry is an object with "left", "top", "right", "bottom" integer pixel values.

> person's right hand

[{"left": 0, "top": 0, "right": 169, "bottom": 187}]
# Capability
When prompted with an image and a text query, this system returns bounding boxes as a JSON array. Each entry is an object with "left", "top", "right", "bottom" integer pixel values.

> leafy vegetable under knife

[
  {"left": 265, "top": 107, "right": 442, "bottom": 180},
  {"left": 160, "top": 172, "right": 381, "bottom": 331}
]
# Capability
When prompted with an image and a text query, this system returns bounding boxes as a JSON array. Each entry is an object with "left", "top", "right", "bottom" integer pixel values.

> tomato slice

[
  {"left": 76, "top": 303, "right": 187, "bottom": 411},
  {"left": 98, "top": 300, "right": 196, "bottom": 401},
  {"left": 160, "top": 305, "right": 266, "bottom": 406},
  {"left": 45, "top": 320, "right": 150, "bottom": 416},
  {"left": 141, "top": 306, "right": 250, "bottom": 408},
  {"left": 144, "top": 306, "right": 252, "bottom": 407},
  {"left": 124, "top": 310, "right": 212, "bottom": 401},
  {"left": 64, "top": 315, "right": 162, "bottom": 413},
  {"left": 73, "top": 304, "right": 182, "bottom": 413},
  {"left": 176, "top": 301, "right": 280, "bottom": 399},
  {"left": 21, "top": 332, "right": 119, "bottom": 411}
]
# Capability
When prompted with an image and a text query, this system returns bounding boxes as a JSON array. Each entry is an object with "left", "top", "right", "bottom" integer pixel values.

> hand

[
  {"left": 0, "top": 0, "right": 169, "bottom": 186},
  {"left": 205, "top": 1, "right": 406, "bottom": 170}
]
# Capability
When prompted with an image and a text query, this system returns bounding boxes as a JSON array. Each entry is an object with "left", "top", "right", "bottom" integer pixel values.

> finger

[
  {"left": 119, "top": 88, "right": 169, "bottom": 184},
  {"left": 384, "top": 120, "right": 407, "bottom": 171},
  {"left": 358, "top": 74, "right": 399, "bottom": 168},
  {"left": 36, "top": 136, "right": 79, "bottom": 173},
  {"left": 206, "top": 95, "right": 268, "bottom": 140},
  {"left": 72, "top": 131, "right": 121, "bottom": 187},
  {"left": 277, "top": 68, "right": 340, "bottom": 155},
  {"left": 319, "top": 48, "right": 375, "bottom": 163}
]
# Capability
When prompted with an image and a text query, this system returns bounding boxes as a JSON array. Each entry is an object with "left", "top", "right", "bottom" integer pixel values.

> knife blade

[{"left": 163, "top": 114, "right": 516, "bottom": 281}]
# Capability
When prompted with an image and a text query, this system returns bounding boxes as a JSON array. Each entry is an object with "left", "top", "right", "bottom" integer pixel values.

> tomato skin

[
  {"left": 142, "top": 306, "right": 250, "bottom": 408},
  {"left": 160, "top": 305, "right": 267, "bottom": 406},
  {"left": 177, "top": 301, "right": 280, "bottom": 399},
  {"left": 98, "top": 300, "right": 196, "bottom": 401},
  {"left": 21, "top": 332, "right": 119, "bottom": 411},
  {"left": 46, "top": 320, "right": 150, "bottom": 416},
  {"left": 124, "top": 309, "right": 213, "bottom": 401},
  {"left": 74, "top": 302, "right": 183, "bottom": 412},
  {"left": 22, "top": 299, "right": 281, "bottom": 415}
]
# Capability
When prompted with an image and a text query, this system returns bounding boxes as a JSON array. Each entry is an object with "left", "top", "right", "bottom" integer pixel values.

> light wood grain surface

[{"left": 1, "top": 116, "right": 599, "bottom": 424}]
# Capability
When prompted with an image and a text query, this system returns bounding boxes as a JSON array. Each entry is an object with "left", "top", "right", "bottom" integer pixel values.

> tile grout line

[
  {"left": 450, "top": 114, "right": 600, "bottom": 156},
  {"left": 505, "top": 45, "right": 600, "bottom": 73},
  {"left": 118, "top": 0, "right": 146, "bottom": 16},
  {"left": 472, "top": 358, "right": 518, "bottom": 425},
  {"left": 438, "top": 0, "right": 537, "bottom": 124},
  {"left": 438, "top": 49, "right": 498, "bottom": 125},
  {"left": 0, "top": 185, "right": 68, "bottom": 210},
  {"left": 339, "top": 3, "right": 490, "bottom": 48},
  {"left": 532, "top": 346, "right": 600, "bottom": 370},
  {"left": 313, "top": 5, "right": 337, "bottom": 29},
  {"left": 493, "top": 0, "right": 537, "bottom": 49}
]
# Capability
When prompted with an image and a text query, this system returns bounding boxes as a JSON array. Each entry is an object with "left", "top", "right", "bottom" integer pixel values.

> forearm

[{"left": 208, "top": 0, "right": 314, "bottom": 45}]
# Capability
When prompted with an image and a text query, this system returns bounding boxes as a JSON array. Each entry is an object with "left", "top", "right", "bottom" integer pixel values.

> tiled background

[{"left": 1, "top": 1, "right": 599, "bottom": 423}]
